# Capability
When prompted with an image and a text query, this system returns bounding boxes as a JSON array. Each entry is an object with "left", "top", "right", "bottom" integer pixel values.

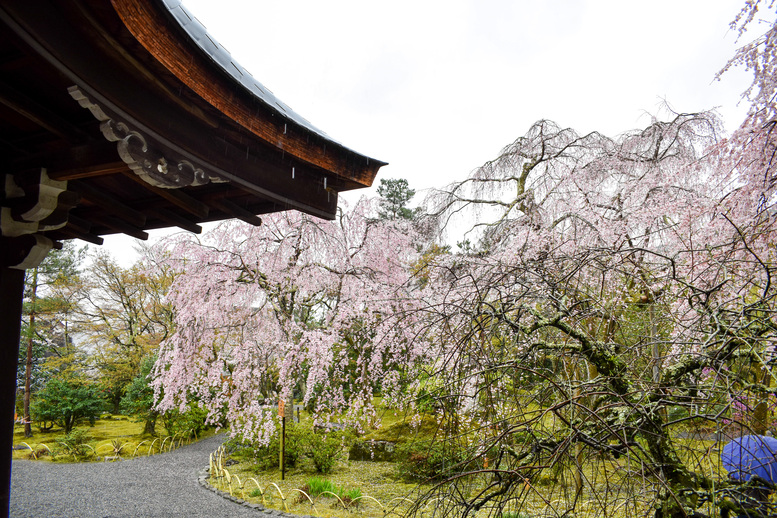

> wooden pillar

[
  {"left": 0, "top": 169, "right": 69, "bottom": 517},
  {"left": 0, "top": 267, "right": 25, "bottom": 517}
]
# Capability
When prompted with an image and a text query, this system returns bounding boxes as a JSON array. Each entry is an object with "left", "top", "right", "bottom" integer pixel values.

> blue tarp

[{"left": 722, "top": 435, "right": 777, "bottom": 483}]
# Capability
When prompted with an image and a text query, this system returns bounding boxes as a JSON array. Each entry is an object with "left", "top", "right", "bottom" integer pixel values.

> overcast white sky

[
  {"left": 102, "top": 0, "right": 759, "bottom": 261},
  {"left": 182, "top": 0, "right": 754, "bottom": 189}
]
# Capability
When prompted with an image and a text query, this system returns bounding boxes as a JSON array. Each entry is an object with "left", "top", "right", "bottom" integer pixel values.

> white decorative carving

[
  {"left": 20, "top": 169, "right": 68, "bottom": 223},
  {"left": 1, "top": 169, "right": 62, "bottom": 269},
  {"left": 12, "top": 234, "right": 54, "bottom": 270},
  {"left": 68, "top": 86, "right": 225, "bottom": 189},
  {"left": 1, "top": 170, "right": 68, "bottom": 237},
  {"left": 0, "top": 207, "right": 39, "bottom": 237}
]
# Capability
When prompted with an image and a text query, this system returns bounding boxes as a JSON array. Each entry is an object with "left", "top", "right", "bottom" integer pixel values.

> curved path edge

[
  {"left": 11, "top": 434, "right": 269, "bottom": 517},
  {"left": 198, "top": 468, "right": 318, "bottom": 518}
]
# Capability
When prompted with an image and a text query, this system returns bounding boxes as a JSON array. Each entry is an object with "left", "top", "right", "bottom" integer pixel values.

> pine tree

[
  {"left": 376, "top": 178, "right": 419, "bottom": 220},
  {"left": 20, "top": 241, "right": 84, "bottom": 437}
]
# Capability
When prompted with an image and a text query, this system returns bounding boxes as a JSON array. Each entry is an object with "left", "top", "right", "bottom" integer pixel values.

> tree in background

[
  {"left": 30, "top": 378, "right": 103, "bottom": 434},
  {"left": 120, "top": 354, "right": 159, "bottom": 435},
  {"left": 153, "top": 198, "right": 425, "bottom": 443},
  {"left": 76, "top": 252, "right": 175, "bottom": 413},
  {"left": 377, "top": 178, "right": 419, "bottom": 220},
  {"left": 407, "top": 111, "right": 771, "bottom": 517},
  {"left": 387, "top": 2, "right": 777, "bottom": 510},
  {"left": 19, "top": 241, "right": 85, "bottom": 437},
  {"left": 386, "top": 4, "right": 777, "bottom": 512}
]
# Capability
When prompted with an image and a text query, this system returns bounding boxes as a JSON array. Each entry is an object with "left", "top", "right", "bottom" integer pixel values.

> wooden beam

[
  {"left": 0, "top": 136, "right": 28, "bottom": 157},
  {"left": 121, "top": 171, "right": 210, "bottom": 220},
  {"left": 48, "top": 161, "right": 127, "bottom": 181},
  {"left": 210, "top": 197, "right": 262, "bottom": 226},
  {"left": 0, "top": 79, "right": 88, "bottom": 142},
  {"left": 58, "top": 225, "right": 104, "bottom": 246},
  {"left": 66, "top": 214, "right": 92, "bottom": 234},
  {"left": 149, "top": 207, "right": 202, "bottom": 234},
  {"left": 102, "top": 216, "right": 148, "bottom": 241},
  {"left": 70, "top": 180, "right": 147, "bottom": 228},
  {"left": 13, "top": 140, "right": 123, "bottom": 180},
  {"left": 239, "top": 201, "right": 282, "bottom": 216}
]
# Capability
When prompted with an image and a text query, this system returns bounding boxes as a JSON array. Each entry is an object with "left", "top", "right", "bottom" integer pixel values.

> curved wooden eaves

[
  {"left": 0, "top": 1, "right": 343, "bottom": 220},
  {"left": 113, "top": 0, "right": 385, "bottom": 190}
]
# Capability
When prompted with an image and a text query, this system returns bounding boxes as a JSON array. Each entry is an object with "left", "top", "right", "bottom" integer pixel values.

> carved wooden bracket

[
  {"left": 68, "top": 86, "right": 227, "bottom": 190},
  {"left": 1, "top": 170, "right": 76, "bottom": 269}
]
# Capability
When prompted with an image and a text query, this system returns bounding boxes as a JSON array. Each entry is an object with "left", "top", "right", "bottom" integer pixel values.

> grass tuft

[
  {"left": 304, "top": 477, "right": 336, "bottom": 498},
  {"left": 299, "top": 477, "right": 362, "bottom": 507}
]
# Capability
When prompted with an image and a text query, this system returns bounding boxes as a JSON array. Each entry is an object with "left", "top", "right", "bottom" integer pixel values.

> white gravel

[{"left": 10, "top": 434, "right": 268, "bottom": 518}]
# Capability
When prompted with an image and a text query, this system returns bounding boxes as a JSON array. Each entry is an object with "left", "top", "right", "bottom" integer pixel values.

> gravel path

[{"left": 10, "top": 434, "right": 262, "bottom": 518}]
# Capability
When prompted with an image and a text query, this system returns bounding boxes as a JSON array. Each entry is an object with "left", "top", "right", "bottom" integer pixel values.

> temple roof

[
  {"left": 0, "top": 0, "right": 385, "bottom": 255},
  {"left": 163, "top": 0, "right": 333, "bottom": 144}
]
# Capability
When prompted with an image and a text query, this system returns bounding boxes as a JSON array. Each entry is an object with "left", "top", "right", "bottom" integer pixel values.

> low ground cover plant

[
  {"left": 301, "top": 477, "right": 362, "bottom": 502},
  {"left": 395, "top": 439, "right": 474, "bottom": 482},
  {"left": 55, "top": 429, "right": 94, "bottom": 460},
  {"left": 12, "top": 413, "right": 214, "bottom": 462},
  {"left": 215, "top": 458, "right": 416, "bottom": 518},
  {"left": 227, "top": 422, "right": 353, "bottom": 475}
]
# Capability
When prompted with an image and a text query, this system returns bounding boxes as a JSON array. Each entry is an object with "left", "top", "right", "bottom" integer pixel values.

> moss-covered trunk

[
  {"left": 142, "top": 413, "right": 157, "bottom": 436},
  {"left": 644, "top": 415, "right": 700, "bottom": 518},
  {"left": 752, "top": 365, "right": 772, "bottom": 435}
]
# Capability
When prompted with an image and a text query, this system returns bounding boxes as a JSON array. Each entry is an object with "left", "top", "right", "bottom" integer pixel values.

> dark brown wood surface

[{"left": 0, "top": 0, "right": 384, "bottom": 247}]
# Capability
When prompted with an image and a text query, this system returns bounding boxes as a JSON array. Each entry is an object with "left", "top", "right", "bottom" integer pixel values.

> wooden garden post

[{"left": 278, "top": 399, "right": 286, "bottom": 480}]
